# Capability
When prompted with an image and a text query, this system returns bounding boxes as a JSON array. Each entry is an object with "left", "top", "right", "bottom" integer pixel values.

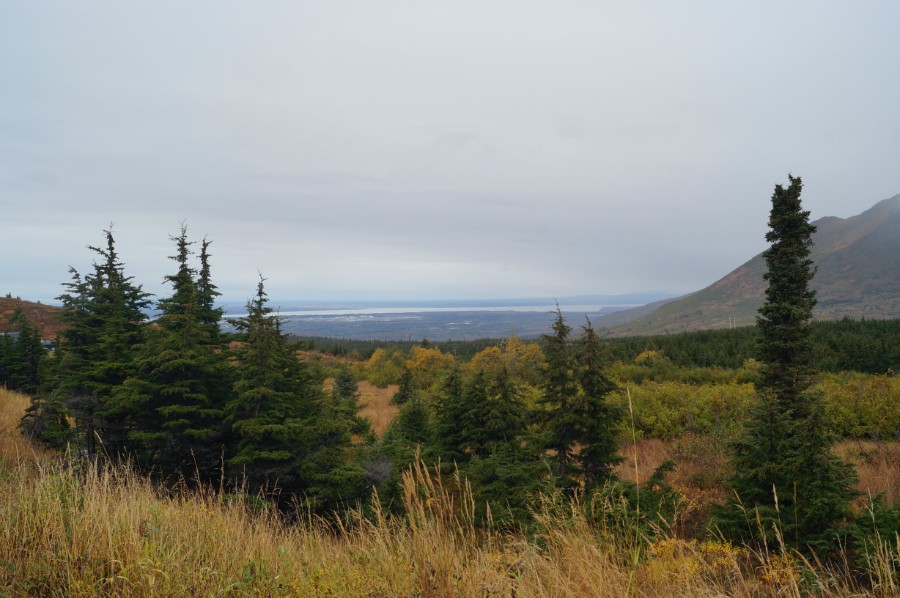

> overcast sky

[{"left": 2, "top": 2, "right": 899, "bottom": 304}]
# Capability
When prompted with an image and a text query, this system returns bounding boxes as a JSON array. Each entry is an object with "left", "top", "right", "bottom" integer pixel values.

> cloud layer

[{"left": 3, "top": 2, "right": 899, "bottom": 303}]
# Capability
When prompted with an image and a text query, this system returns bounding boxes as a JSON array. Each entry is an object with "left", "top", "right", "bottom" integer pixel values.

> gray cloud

[{"left": 2, "top": 1, "right": 899, "bottom": 303}]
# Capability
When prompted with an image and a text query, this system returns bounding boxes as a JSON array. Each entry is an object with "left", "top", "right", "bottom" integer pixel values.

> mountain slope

[
  {"left": 604, "top": 194, "right": 900, "bottom": 337},
  {"left": 0, "top": 297, "right": 64, "bottom": 339}
]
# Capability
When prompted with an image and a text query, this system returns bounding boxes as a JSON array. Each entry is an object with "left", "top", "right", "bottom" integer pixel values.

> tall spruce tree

[
  {"left": 458, "top": 368, "right": 545, "bottom": 527},
  {"left": 432, "top": 367, "right": 468, "bottom": 464},
  {"left": 574, "top": 319, "right": 623, "bottom": 488},
  {"left": 86, "top": 230, "right": 153, "bottom": 455},
  {"left": 46, "top": 228, "right": 151, "bottom": 456},
  {"left": 114, "top": 225, "right": 230, "bottom": 482},
  {"left": 391, "top": 368, "right": 418, "bottom": 406},
  {"left": 304, "top": 368, "right": 372, "bottom": 512},
  {"left": 196, "top": 237, "right": 225, "bottom": 342},
  {"left": 538, "top": 306, "right": 580, "bottom": 482},
  {"left": 716, "top": 176, "right": 857, "bottom": 555},
  {"left": 48, "top": 267, "right": 103, "bottom": 454},
  {"left": 225, "top": 277, "right": 322, "bottom": 503}
]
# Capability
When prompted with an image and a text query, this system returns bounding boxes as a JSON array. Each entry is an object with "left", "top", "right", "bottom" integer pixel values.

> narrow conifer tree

[
  {"left": 196, "top": 237, "right": 225, "bottom": 342},
  {"left": 539, "top": 305, "right": 579, "bottom": 480},
  {"left": 459, "top": 368, "right": 545, "bottom": 527},
  {"left": 330, "top": 368, "right": 371, "bottom": 436},
  {"left": 391, "top": 368, "right": 418, "bottom": 406},
  {"left": 0, "top": 329, "right": 13, "bottom": 388},
  {"left": 305, "top": 367, "right": 371, "bottom": 511},
  {"left": 431, "top": 367, "right": 468, "bottom": 464},
  {"left": 717, "top": 176, "right": 857, "bottom": 555},
  {"left": 575, "top": 319, "right": 623, "bottom": 488}
]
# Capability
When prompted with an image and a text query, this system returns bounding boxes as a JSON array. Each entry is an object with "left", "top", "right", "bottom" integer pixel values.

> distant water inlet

[
  {"left": 222, "top": 303, "right": 639, "bottom": 341},
  {"left": 253, "top": 304, "right": 623, "bottom": 317}
]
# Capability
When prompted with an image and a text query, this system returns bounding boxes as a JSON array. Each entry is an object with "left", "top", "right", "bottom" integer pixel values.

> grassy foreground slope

[{"left": 1, "top": 387, "right": 898, "bottom": 596}]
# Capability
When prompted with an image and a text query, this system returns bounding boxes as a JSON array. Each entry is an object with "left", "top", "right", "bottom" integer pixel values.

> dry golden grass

[
  {"left": 356, "top": 381, "right": 399, "bottom": 438},
  {"left": 0, "top": 387, "right": 30, "bottom": 433},
  {"left": 325, "top": 378, "right": 400, "bottom": 438},
  {"left": 838, "top": 440, "right": 900, "bottom": 505},
  {"left": 323, "top": 378, "right": 398, "bottom": 438},
  {"left": 1, "top": 447, "right": 895, "bottom": 596},
  {"left": 617, "top": 436, "right": 900, "bottom": 503},
  {"left": 1, "top": 392, "right": 897, "bottom": 596},
  {"left": 0, "top": 387, "right": 50, "bottom": 465}
]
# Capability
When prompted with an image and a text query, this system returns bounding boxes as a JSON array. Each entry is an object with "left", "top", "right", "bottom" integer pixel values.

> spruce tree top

[{"left": 756, "top": 175, "right": 818, "bottom": 403}]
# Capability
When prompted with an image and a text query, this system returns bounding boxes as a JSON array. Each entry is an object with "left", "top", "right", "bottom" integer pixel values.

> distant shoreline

[
  {"left": 221, "top": 303, "right": 643, "bottom": 341},
  {"left": 222, "top": 303, "right": 642, "bottom": 318}
]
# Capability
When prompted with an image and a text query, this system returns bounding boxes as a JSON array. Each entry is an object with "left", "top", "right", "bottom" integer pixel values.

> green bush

[{"left": 610, "top": 381, "right": 756, "bottom": 440}]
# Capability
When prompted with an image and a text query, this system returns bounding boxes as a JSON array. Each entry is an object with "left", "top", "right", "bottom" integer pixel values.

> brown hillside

[
  {"left": 605, "top": 194, "right": 900, "bottom": 336},
  {"left": 0, "top": 297, "right": 65, "bottom": 339}
]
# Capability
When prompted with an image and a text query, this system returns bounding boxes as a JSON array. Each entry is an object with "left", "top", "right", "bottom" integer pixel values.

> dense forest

[
  {"left": 2, "top": 193, "right": 899, "bottom": 594},
  {"left": 297, "top": 316, "right": 900, "bottom": 373}
]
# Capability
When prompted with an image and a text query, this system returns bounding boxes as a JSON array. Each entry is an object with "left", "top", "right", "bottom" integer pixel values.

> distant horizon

[
  {"left": 221, "top": 303, "right": 644, "bottom": 319},
  {"left": 218, "top": 291, "right": 676, "bottom": 312},
  {"left": 12, "top": 290, "right": 675, "bottom": 309}
]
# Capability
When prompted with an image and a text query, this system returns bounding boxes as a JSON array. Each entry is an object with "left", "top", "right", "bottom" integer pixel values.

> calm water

[{"left": 224, "top": 303, "right": 638, "bottom": 318}]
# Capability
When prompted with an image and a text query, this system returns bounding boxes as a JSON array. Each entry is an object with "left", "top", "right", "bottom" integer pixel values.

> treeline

[
  {"left": 292, "top": 317, "right": 900, "bottom": 374},
  {"left": 0, "top": 310, "right": 44, "bottom": 393},
  {"left": 289, "top": 336, "right": 502, "bottom": 362},
  {"left": 602, "top": 318, "right": 900, "bottom": 373}
]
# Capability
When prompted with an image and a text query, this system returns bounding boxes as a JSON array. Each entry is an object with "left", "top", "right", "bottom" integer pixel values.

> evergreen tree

[
  {"left": 225, "top": 276, "right": 321, "bottom": 502},
  {"left": 52, "top": 267, "right": 105, "bottom": 455},
  {"left": 85, "top": 229, "right": 153, "bottom": 454},
  {"left": 304, "top": 381, "right": 371, "bottom": 512},
  {"left": 2, "top": 312, "right": 72, "bottom": 448},
  {"left": 391, "top": 368, "right": 418, "bottom": 405},
  {"left": 379, "top": 386, "right": 433, "bottom": 509},
  {"left": 463, "top": 369, "right": 526, "bottom": 459},
  {"left": 46, "top": 228, "right": 151, "bottom": 457},
  {"left": 196, "top": 237, "right": 225, "bottom": 342},
  {"left": 538, "top": 306, "right": 580, "bottom": 482},
  {"left": 20, "top": 391, "right": 72, "bottom": 449},
  {"left": 458, "top": 369, "right": 545, "bottom": 528},
  {"left": 464, "top": 442, "right": 546, "bottom": 528},
  {"left": 0, "top": 331, "right": 13, "bottom": 388},
  {"left": 390, "top": 393, "right": 431, "bottom": 448},
  {"left": 574, "top": 319, "right": 623, "bottom": 488},
  {"left": 717, "top": 176, "right": 857, "bottom": 555},
  {"left": 431, "top": 368, "right": 468, "bottom": 464},
  {"left": 331, "top": 368, "right": 371, "bottom": 436},
  {"left": 5, "top": 310, "right": 44, "bottom": 393},
  {"left": 114, "top": 225, "right": 230, "bottom": 482}
]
